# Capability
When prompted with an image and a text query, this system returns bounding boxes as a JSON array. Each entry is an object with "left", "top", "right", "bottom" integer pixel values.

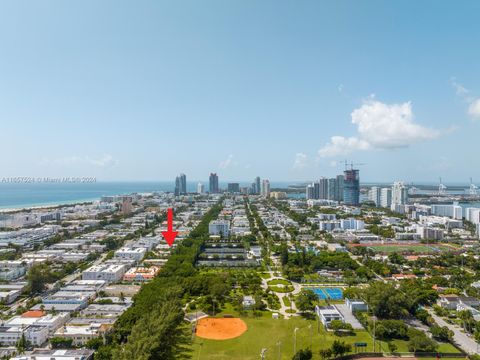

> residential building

[
  {"left": 261, "top": 179, "right": 270, "bottom": 198},
  {"left": 227, "top": 183, "right": 240, "bottom": 193},
  {"left": 197, "top": 182, "right": 205, "bottom": 194},
  {"left": 174, "top": 173, "right": 187, "bottom": 196},
  {"left": 343, "top": 169, "right": 360, "bottom": 206},
  {"left": 208, "top": 220, "right": 230, "bottom": 237},
  {"left": 368, "top": 186, "right": 381, "bottom": 206},
  {"left": 82, "top": 264, "right": 127, "bottom": 283},
  {"left": 391, "top": 181, "right": 408, "bottom": 211},
  {"left": 114, "top": 247, "right": 146, "bottom": 262},
  {"left": 255, "top": 176, "right": 261, "bottom": 195},
  {"left": 380, "top": 188, "right": 392, "bottom": 208},
  {"left": 431, "top": 203, "right": 463, "bottom": 220}
]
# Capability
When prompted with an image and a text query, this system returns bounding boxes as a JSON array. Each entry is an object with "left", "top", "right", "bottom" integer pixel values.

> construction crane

[
  {"left": 438, "top": 177, "right": 447, "bottom": 195},
  {"left": 341, "top": 160, "right": 366, "bottom": 170}
]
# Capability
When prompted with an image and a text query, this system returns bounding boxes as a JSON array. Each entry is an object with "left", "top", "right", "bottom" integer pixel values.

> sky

[{"left": 1, "top": 0, "right": 479, "bottom": 184}]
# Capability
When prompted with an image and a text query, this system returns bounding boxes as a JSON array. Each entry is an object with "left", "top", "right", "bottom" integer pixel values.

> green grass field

[
  {"left": 189, "top": 304, "right": 462, "bottom": 360},
  {"left": 190, "top": 305, "right": 376, "bottom": 360}
]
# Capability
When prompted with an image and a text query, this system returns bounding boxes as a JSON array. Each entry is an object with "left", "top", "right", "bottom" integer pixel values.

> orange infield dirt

[{"left": 195, "top": 317, "right": 248, "bottom": 340}]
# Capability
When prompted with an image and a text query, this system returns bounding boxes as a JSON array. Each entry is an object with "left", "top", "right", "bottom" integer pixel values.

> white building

[
  {"left": 368, "top": 187, "right": 381, "bottom": 206},
  {"left": 340, "top": 218, "right": 365, "bottom": 231},
  {"left": 0, "top": 325, "right": 49, "bottom": 347},
  {"left": 197, "top": 183, "right": 205, "bottom": 194},
  {"left": 431, "top": 203, "right": 462, "bottom": 220},
  {"left": 114, "top": 247, "right": 146, "bottom": 262},
  {"left": 315, "top": 305, "right": 344, "bottom": 326},
  {"left": 391, "top": 182, "right": 408, "bottom": 211},
  {"left": 465, "top": 208, "right": 480, "bottom": 224},
  {"left": 54, "top": 323, "right": 107, "bottom": 346},
  {"left": 380, "top": 188, "right": 392, "bottom": 208},
  {"left": 208, "top": 220, "right": 230, "bottom": 237},
  {"left": 82, "top": 264, "right": 127, "bottom": 283}
]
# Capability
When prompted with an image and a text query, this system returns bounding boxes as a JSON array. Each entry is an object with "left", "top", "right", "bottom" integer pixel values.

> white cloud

[
  {"left": 318, "top": 136, "right": 370, "bottom": 158},
  {"left": 451, "top": 77, "right": 480, "bottom": 119},
  {"left": 293, "top": 152, "right": 308, "bottom": 169},
  {"left": 219, "top": 154, "right": 234, "bottom": 169},
  {"left": 468, "top": 99, "right": 480, "bottom": 118},
  {"left": 318, "top": 99, "right": 440, "bottom": 158},
  {"left": 451, "top": 77, "right": 469, "bottom": 97},
  {"left": 39, "top": 153, "right": 118, "bottom": 168}
]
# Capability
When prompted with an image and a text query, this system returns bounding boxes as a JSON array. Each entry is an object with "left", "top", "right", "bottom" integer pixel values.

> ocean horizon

[
  {"left": 0, "top": 181, "right": 299, "bottom": 210},
  {"left": 0, "top": 180, "right": 478, "bottom": 211}
]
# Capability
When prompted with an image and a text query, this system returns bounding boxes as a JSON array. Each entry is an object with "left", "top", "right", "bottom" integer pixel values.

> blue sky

[{"left": 1, "top": 0, "right": 479, "bottom": 183}]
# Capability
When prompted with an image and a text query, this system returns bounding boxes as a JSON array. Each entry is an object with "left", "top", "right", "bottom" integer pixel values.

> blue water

[{"left": 0, "top": 181, "right": 298, "bottom": 209}]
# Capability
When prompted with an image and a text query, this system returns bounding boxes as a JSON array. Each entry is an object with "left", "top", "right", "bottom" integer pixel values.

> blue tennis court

[
  {"left": 305, "top": 287, "right": 343, "bottom": 300},
  {"left": 306, "top": 288, "right": 327, "bottom": 299},
  {"left": 324, "top": 287, "right": 343, "bottom": 300}
]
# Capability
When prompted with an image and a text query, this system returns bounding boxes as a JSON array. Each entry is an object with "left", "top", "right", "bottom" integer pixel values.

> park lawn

[
  {"left": 259, "top": 272, "right": 271, "bottom": 279},
  {"left": 282, "top": 296, "right": 291, "bottom": 307},
  {"left": 386, "top": 339, "right": 461, "bottom": 354},
  {"left": 190, "top": 306, "right": 376, "bottom": 360},
  {"left": 268, "top": 279, "right": 292, "bottom": 286}
]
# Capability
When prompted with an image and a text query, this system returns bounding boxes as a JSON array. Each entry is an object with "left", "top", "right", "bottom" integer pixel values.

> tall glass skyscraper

[
  {"left": 209, "top": 173, "right": 219, "bottom": 193},
  {"left": 343, "top": 169, "right": 360, "bottom": 206},
  {"left": 174, "top": 173, "right": 187, "bottom": 196}
]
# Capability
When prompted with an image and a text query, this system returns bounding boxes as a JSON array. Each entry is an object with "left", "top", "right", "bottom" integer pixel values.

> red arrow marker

[{"left": 161, "top": 208, "right": 178, "bottom": 247}]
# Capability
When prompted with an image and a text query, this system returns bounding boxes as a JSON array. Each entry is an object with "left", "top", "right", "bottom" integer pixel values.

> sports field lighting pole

[
  {"left": 308, "top": 324, "right": 312, "bottom": 349},
  {"left": 260, "top": 348, "right": 267, "bottom": 360},
  {"left": 372, "top": 316, "right": 377, "bottom": 352},
  {"left": 294, "top": 327, "right": 300, "bottom": 354}
]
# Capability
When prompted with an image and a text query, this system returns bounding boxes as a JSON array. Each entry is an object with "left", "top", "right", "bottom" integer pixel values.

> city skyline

[{"left": 1, "top": 1, "right": 480, "bottom": 182}]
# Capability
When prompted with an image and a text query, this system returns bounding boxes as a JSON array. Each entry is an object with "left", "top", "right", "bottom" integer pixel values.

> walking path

[{"left": 261, "top": 271, "right": 302, "bottom": 319}]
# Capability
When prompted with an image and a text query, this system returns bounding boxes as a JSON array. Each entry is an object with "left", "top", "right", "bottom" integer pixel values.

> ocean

[
  {"left": 0, "top": 181, "right": 297, "bottom": 210},
  {"left": 1, "top": 181, "right": 478, "bottom": 211}
]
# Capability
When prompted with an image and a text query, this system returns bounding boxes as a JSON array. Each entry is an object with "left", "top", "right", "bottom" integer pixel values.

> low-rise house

[
  {"left": 10, "top": 349, "right": 94, "bottom": 360},
  {"left": 5, "top": 311, "right": 69, "bottom": 335},
  {"left": 54, "top": 323, "right": 110, "bottom": 346},
  {"left": 123, "top": 266, "right": 159, "bottom": 282},
  {"left": 0, "top": 325, "right": 48, "bottom": 346},
  {"left": 438, "top": 294, "right": 460, "bottom": 310}
]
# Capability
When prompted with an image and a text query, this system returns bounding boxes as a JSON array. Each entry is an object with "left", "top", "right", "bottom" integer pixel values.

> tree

[
  {"left": 16, "top": 333, "right": 28, "bottom": 354},
  {"left": 331, "top": 340, "right": 352, "bottom": 357},
  {"left": 329, "top": 320, "right": 353, "bottom": 334},
  {"left": 112, "top": 291, "right": 185, "bottom": 360},
  {"left": 319, "top": 348, "right": 332, "bottom": 360},
  {"left": 292, "top": 349, "right": 312, "bottom": 360},
  {"left": 296, "top": 290, "right": 317, "bottom": 313},
  {"left": 387, "top": 342, "right": 397, "bottom": 353},
  {"left": 407, "top": 328, "right": 438, "bottom": 352},
  {"left": 430, "top": 325, "right": 453, "bottom": 342},
  {"left": 85, "top": 337, "right": 104, "bottom": 350},
  {"left": 26, "top": 264, "right": 51, "bottom": 294},
  {"left": 50, "top": 337, "right": 74, "bottom": 349}
]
